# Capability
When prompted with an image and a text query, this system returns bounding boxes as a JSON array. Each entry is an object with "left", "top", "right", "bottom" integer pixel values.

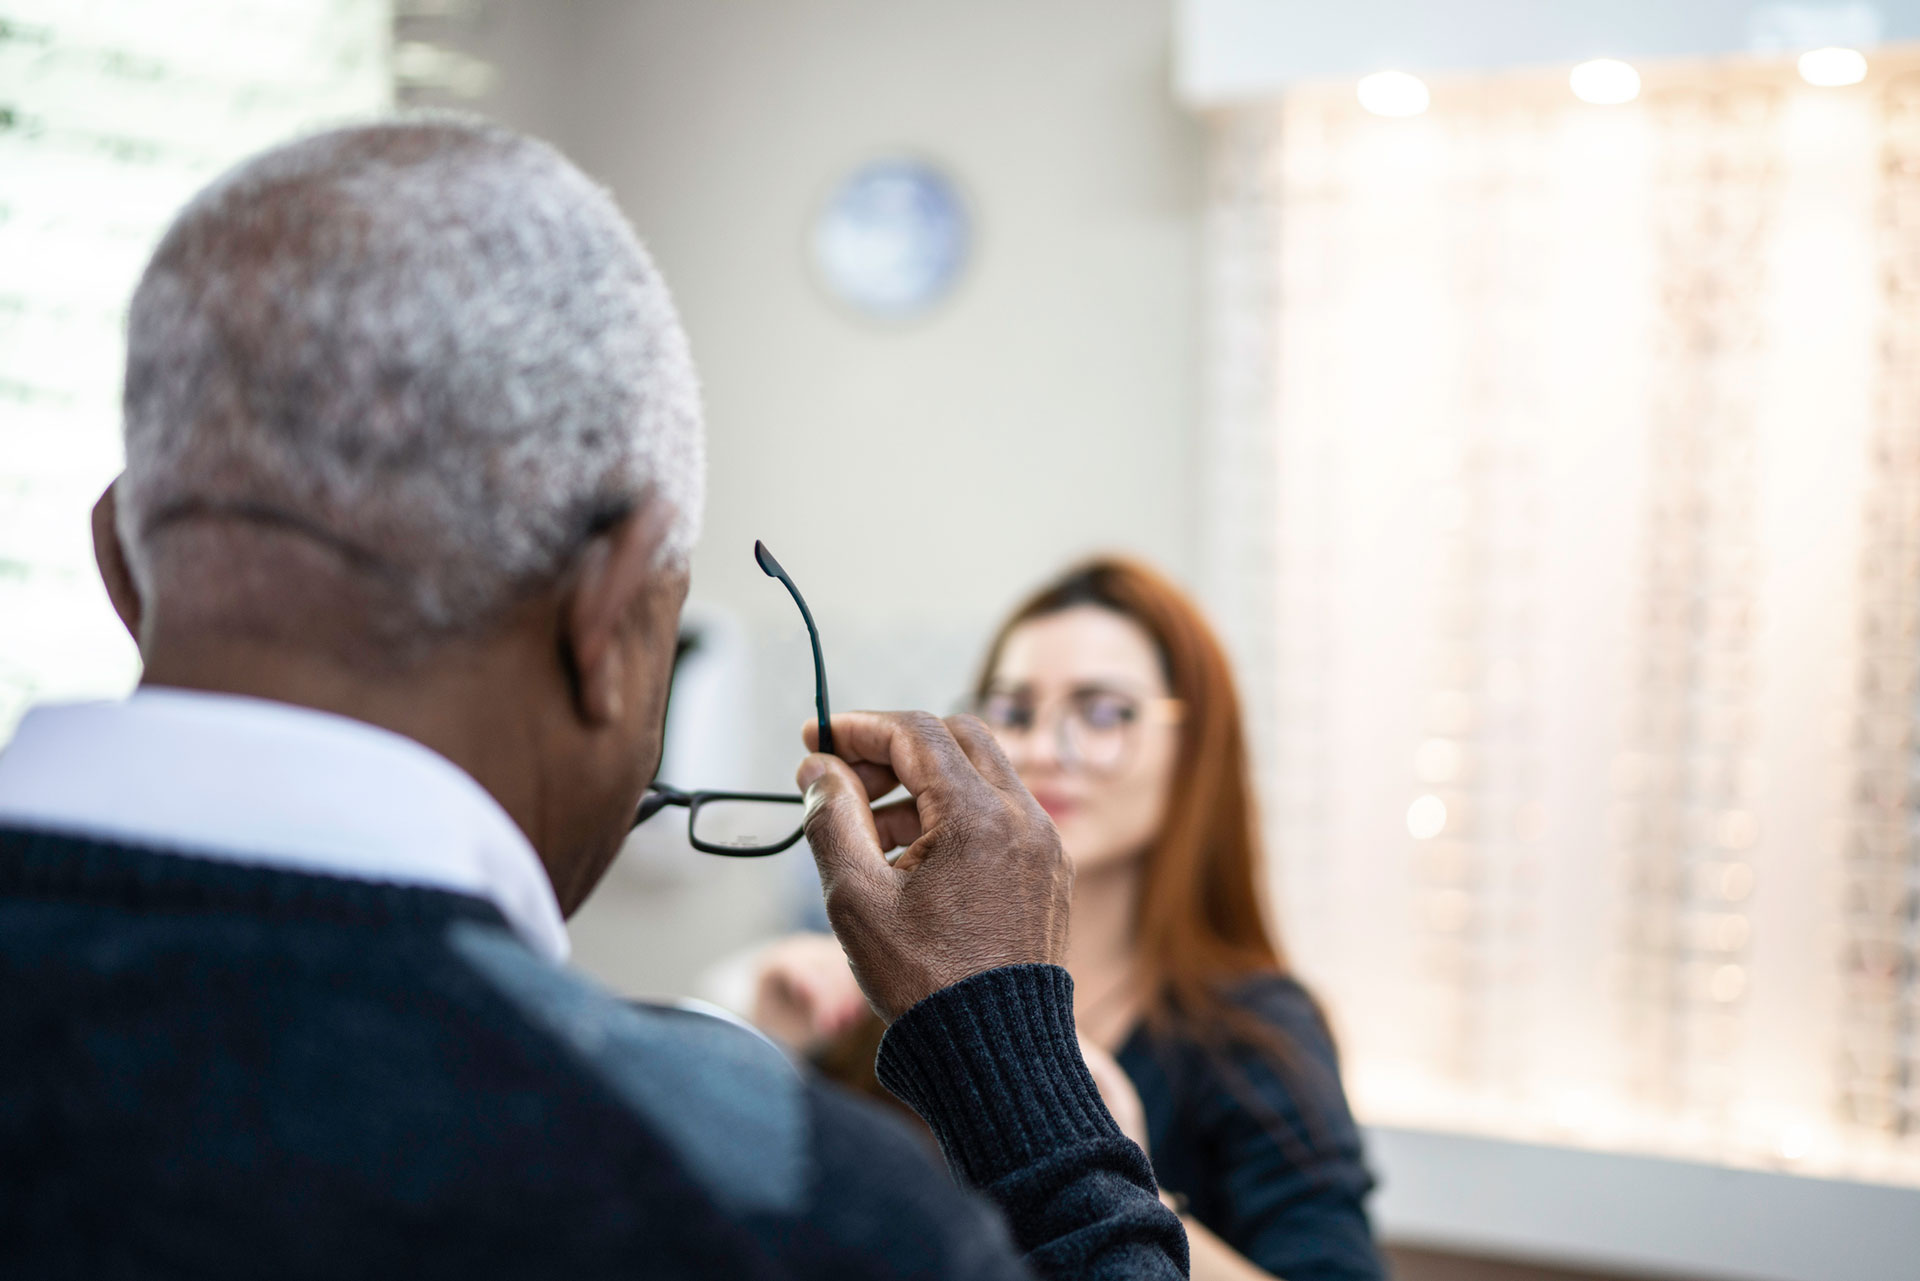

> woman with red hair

[{"left": 752, "top": 558, "right": 1382, "bottom": 1281}]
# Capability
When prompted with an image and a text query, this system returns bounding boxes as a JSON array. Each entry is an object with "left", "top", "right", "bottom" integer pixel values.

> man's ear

[
  {"left": 91, "top": 479, "right": 143, "bottom": 643},
  {"left": 561, "top": 496, "right": 679, "bottom": 727}
]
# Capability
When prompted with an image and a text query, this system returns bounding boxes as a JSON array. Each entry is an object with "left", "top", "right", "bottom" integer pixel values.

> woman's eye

[
  {"left": 980, "top": 696, "right": 1033, "bottom": 731},
  {"left": 1079, "top": 695, "right": 1137, "bottom": 731}
]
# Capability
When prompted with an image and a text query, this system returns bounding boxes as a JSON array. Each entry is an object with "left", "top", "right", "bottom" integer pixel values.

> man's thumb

[{"left": 798, "top": 754, "right": 885, "bottom": 890}]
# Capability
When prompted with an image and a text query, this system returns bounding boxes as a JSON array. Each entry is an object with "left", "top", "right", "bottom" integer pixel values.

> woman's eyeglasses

[
  {"left": 975, "top": 686, "right": 1183, "bottom": 775},
  {"left": 630, "top": 540, "right": 827, "bottom": 857}
]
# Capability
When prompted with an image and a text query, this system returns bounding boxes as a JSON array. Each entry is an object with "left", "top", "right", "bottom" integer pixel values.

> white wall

[
  {"left": 597, "top": 0, "right": 1200, "bottom": 631},
  {"left": 455, "top": 0, "right": 1203, "bottom": 995}
]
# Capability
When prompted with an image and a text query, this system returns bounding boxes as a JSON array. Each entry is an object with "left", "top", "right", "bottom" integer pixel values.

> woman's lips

[{"left": 1030, "top": 790, "right": 1080, "bottom": 821}]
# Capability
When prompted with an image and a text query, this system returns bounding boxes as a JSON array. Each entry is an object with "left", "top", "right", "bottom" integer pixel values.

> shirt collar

[{"left": 0, "top": 686, "right": 569, "bottom": 962}]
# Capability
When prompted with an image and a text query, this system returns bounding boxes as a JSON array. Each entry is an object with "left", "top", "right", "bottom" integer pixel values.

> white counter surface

[{"left": 1367, "top": 1125, "right": 1920, "bottom": 1281}]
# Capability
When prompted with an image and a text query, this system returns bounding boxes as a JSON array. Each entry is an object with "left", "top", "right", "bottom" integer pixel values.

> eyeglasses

[
  {"left": 630, "top": 540, "right": 828, "bottom": 857},
  {"left": 975, "top": 686, "right": 1182, "bottom": 775}
]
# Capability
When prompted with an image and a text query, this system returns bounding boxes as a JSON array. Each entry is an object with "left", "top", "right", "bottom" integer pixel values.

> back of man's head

[{"left": 117, "top": 116, "right": 703, "bottom": 664}]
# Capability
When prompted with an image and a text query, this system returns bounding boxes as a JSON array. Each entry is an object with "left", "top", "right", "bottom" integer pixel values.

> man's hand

[{"left": 797, "top": 711, "right": 1071, "bottom": 1022}]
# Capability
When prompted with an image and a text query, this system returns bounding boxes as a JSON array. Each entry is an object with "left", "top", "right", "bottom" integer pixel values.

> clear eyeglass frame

[{"left": 974, "top": 688, "right": 1183, "bottom": 776}]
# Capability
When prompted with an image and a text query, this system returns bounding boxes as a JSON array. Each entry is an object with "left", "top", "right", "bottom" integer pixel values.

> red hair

[
  {"left": 975, "top": 557, "right": 1325, "bottom": 1077},
  {"left": 810, "top": 557, "right": 1328, "bottom": 1143}
]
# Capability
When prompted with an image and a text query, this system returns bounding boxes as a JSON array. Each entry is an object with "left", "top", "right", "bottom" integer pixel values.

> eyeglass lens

[
  {"left": 690, "top": 796, "right": 807, "bottom": 852},
  {"left": 976, "top": 689, "right": 1145, "bottom": 773}
]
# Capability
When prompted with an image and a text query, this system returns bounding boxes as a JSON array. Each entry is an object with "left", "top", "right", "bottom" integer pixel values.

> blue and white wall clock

[{"left": 810, "top": 157, "right": 971, "bottom": 321}]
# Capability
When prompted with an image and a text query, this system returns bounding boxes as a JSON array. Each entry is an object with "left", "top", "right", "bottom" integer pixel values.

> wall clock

[{"left": 810, "top": 157, "right": 971, "bottom": 320}]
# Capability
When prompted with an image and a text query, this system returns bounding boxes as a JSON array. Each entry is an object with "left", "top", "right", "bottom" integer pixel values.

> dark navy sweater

[
  {"left": 1119, "top": 975, "right": 1384, "bottom": 1281},
  {"left": 0, "top": 826, "right": 1187, "bottom": 1279}
]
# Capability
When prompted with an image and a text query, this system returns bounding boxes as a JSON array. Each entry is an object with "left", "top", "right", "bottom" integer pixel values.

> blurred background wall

[{"left": 460, "top": 0, "right": 1201, "bottom": 649}]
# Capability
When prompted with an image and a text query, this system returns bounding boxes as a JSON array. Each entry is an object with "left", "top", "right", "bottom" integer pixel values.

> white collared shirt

[{"left": 0, "top": 686, "right": 570, "bottom": 962}]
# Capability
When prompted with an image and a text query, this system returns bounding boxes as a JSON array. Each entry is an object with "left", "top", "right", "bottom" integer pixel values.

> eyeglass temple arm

[
  {"left": 755, "top": 540, "right": 834, "bottom": 758},
  {"left": 634, "top": 784, "right": 684, "bottom": 827}
]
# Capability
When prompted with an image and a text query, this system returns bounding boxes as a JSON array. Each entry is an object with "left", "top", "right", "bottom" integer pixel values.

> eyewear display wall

[{"left": 1207, "top": 47, "right": 1920, "bottom": 1188}]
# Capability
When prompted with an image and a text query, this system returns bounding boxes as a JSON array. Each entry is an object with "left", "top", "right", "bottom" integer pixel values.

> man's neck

[
  {"left": 139, "top": 629, "right": 545, "bottom": 857},
  {"left": 0, "top": 685, "right": 574, "bottom": 960}
]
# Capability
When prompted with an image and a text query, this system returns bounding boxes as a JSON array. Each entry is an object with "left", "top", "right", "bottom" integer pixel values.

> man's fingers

[
  {"left": 944, "top": 713, "right": 1028, "bottom": 796},
  {"left": 801, "top": 720, "right": 901, "bottom": 801},
  {"left": 797, "top": 753, "right": 893, "bottom": 900},
  {"left": 813, "top": 711, "right": 981, "bottom": 802},
  {"left": 871, "top": 797, "right": 923, "bottom": 853},
  {"left": 851, "top": 762, "right": 900, "bottom": 802}
]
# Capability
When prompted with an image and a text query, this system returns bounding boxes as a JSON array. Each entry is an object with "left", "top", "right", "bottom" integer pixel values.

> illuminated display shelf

[{"left": 1201, "top": 45, "right": 1920, "bottom": 1235}]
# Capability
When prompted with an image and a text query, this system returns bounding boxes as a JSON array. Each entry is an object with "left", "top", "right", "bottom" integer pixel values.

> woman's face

[{"left": 979, "top": 606, "right": 1180, "bottom": 876}]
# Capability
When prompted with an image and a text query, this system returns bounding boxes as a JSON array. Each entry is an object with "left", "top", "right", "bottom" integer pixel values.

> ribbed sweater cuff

[{"left": 875, "top": 964, "right": 1121, "bottom": 1188}]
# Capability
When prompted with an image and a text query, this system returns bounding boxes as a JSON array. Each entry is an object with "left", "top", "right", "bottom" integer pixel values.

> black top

[
  {"left": 0, "top": 826, "right": 1187, "bottom": 1280},
  {"left": 1118, "top": 974, "right": 1384, "bottom": 1281}
]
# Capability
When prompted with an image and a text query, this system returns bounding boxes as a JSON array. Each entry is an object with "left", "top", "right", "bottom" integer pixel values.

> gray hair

[{"left": 118, "top": 115, "right": 703, "bottom": 643}]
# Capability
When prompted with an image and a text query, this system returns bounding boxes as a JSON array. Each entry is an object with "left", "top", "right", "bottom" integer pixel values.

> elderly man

[{"left": 0, "top": 120, "right": 1187, "bottom": 1279}]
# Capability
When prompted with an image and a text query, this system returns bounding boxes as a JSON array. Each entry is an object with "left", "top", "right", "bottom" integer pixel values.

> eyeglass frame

[
  {"left": 973, "top": 685, "right": 1184, "bottom": 775},
  {"left": 633, "top": 783, "right": 809, "bottom": 856},
  {"left": 629, "top": 539, "right": 828, "bottom": 857}
]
